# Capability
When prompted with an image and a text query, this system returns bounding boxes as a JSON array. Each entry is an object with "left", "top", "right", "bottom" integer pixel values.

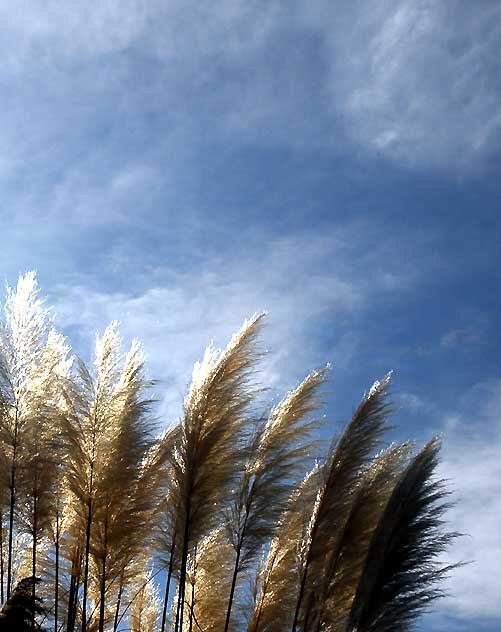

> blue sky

[{"left": 1, "top": 2, "right": 500, "bottom": 630}]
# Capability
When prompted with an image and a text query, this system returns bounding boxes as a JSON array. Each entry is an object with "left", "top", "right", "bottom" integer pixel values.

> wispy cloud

[
  {"left": 441, "top": 327, "right": 482, "bottom": 350},
  {"left": 301, "top": 1, "right": 501, "bottom": 170},
  {"left": 0, "top": 1, "right": 279, "bottom": 67},
  {"left": 1, "top": 1, "right": 499, "bottom": 179}
]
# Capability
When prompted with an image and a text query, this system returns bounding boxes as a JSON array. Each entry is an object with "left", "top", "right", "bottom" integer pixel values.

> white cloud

[
  {"left": 47, "top": 226, "right": 415, "bottom": 421},
  {"left": 436, "top": 380, "right": 501, "bottom": 622}
]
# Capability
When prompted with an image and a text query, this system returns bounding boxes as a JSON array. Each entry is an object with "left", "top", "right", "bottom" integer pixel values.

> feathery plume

[
  {"left": 129, "top": 567, "right": 161, "bottom": 632},
  {"left": 290, "top": 373, "right": 393, "bottom": 632},
  {"left": 223, "top": 367, "right": 329, "bottom": 631},
  {"left": 247, "top": 464, "right": 323, "bottom": 632},
  {"left": 169, "top": 313, "right": 265, "bottom": 632},
  {"left": 312, "top": 444, "right": 411, "bottom": 631},
  {"left": 347, "top": 437, "right": 460, "bottom": 632}
]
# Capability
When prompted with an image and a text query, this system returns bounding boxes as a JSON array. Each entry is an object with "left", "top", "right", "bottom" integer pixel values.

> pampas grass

[{"left": 0, "top": 273, "right": 459, "bottom": 632}]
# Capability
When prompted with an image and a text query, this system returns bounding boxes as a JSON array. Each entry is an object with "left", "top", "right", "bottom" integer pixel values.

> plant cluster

[{"left": 0, "top": 273, "right": 458, "bottom": 632}]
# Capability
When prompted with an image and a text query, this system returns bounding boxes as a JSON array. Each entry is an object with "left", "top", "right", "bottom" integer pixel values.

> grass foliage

[{"left": 0, "top": 273, "right": 459, "bottom": 632}]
